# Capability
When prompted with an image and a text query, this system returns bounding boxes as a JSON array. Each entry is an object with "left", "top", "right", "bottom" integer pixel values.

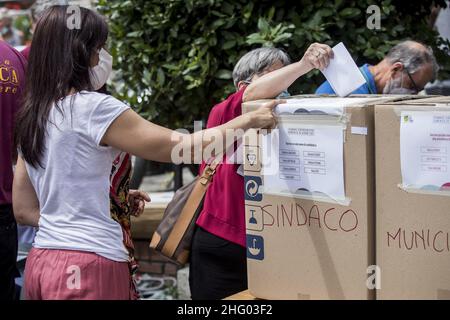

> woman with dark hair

[
  {"left": 16, "top": 12, "right": 148, "bottom": 300},
  {"left": 12, "top": 6, "right": 279, "bottom": 300}
]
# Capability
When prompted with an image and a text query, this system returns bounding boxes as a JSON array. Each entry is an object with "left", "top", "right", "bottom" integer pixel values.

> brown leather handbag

[{"left": 149, "top": 160, "right": 219, "bottom": 266}]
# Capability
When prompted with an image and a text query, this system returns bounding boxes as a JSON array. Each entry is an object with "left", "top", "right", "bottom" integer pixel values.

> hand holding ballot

[
  {"left": 243, "top": 42, "right": 335, "bottom": 102},
  {"left": 300, "top": 43, "right": 334, "bottom": 72},
  {"left": 320, "top": 42, "right": 367, "bottom": 97}
]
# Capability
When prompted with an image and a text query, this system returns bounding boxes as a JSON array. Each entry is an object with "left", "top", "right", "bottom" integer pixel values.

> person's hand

[
  {"left": 300, "top": 43, "right": 334, "bottom": 72},
  {"left": 128, "top": 190, "right": 151, "bottom": 217},
  {"left": 247, "top": 100, "right": 286, "bottom": 129}
]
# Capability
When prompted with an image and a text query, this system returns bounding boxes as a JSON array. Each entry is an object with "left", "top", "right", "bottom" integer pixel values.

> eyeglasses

[{"left": 405, "top": 70, "right": 421, "bottom": 94}]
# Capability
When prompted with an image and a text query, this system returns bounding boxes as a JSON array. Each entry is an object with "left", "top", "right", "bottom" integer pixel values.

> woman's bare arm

[
  {"left": 102, "top": 100, "right": 281, "bottom": 163},
  {"left": 13, "top": 157, "right": 40, "bottom": 227},
  {"left": 243, "top": 43, "right": 334, "bottom": 102}
]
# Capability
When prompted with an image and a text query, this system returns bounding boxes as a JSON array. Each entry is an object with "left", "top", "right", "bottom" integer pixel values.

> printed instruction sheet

[
  {"left": 262, "top": 121, "right": 345, "bottom": 200},
  {"left": 400, "top": 111, "right": 450, "bottom": 190}
]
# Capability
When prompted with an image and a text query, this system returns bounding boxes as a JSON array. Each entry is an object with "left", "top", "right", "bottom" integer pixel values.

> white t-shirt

[{"left": 25, "top": 91, "right": 130, "bottom": 262}]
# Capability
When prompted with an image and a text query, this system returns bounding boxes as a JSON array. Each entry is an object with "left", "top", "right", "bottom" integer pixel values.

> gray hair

[
  {"left": 232, "top": 47, "right": 291, "bottom": 88},
  {"left": 385, "top": 40, "right": 439, "bottom": 81}
]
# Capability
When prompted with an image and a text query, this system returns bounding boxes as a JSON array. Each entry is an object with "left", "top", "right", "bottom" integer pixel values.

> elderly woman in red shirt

[{"left": 189, "top": 43, "right": 333, "bottom": 300}]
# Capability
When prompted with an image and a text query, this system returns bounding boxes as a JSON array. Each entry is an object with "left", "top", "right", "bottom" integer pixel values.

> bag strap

[
  {"left": 161, "top": 156, "right": 221, "bottom": 258},
  {"left": 198, "top": 156, "right": 221, "bottom": 186}
]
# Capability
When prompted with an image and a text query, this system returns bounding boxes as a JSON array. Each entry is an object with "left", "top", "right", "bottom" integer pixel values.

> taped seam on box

[
  {"left": 397, "top": 184, "right": 450, "bottom": 197},
  {"left": 277, "top": 113, "right": 351, "bottom": 126},
  {"left": 393, "top": 106, "right": 450, "bottom": 117},
  {"left": 351, "top": 126, "right": 368, "bottom": 135},
  {"left": 264, "top": 190, "right": 352, "bottom": 206}
]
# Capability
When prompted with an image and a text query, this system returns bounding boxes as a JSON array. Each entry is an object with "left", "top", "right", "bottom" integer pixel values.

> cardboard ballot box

[
  {"left": 375, "top": 100, "right": 450, "bottom": 300},
  {"left": 241, "top": 95, "right": 415, "bottom": 300}
]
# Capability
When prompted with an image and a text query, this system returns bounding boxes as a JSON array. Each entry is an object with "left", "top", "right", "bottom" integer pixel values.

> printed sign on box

[
  {"left": 400, "top": 111, "right": 450, "bottom": 190},
  {"left": 262, "top": 121, "right": 345, "bottom": 200},
  {"left": 244, "top": 145, "right": 261, "bottom": 172},
  {"left": 245, "top": 205, "right": 264, "bottom": 232},
  {"left": 244, "top": 176, "right": 263, "bottom": 202},
  {"left": 246, "top": 234, "right": 264, "bottom": 261}
]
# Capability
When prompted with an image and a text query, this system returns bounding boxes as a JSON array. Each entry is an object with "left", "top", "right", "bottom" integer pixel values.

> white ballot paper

[
  {"left": 400, "top": 111, "right": 450, "bottom": 190},
  {"left": 262, "top": 121, "right": 345, "bottom": 200},
  {"left": 321, "top": 42, "right": 366, "bottom": 97}
]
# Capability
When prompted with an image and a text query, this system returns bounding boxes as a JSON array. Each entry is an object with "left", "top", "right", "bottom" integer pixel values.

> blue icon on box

[
  {"left": 244, "top": 176, "right": 262, "bottom": 202},
  {"left": 246, "top": 235, "right": 264, "bottom": 261}
]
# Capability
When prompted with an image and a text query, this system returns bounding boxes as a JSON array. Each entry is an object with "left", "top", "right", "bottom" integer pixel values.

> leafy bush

[{"left": 97, "top": 0, "right": 450, "bottom": 128}]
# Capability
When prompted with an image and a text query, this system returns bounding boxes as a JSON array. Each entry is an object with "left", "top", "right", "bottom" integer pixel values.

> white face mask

[
  {"left": 90, "top": 48, "right": 113, "bottom": 90},
  {"left": 382, "top": 72, "right": 416, "bottom": 95}
]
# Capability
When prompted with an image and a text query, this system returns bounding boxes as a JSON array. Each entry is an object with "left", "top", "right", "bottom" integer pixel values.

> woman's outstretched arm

[
  {"left": 102, "top": 100, "right": 281, "bottom": 163},
  {"left": 243, "top": 43, "right": 334, "bottom": 102}
]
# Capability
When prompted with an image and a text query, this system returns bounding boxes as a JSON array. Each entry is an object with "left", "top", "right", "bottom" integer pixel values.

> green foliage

[
  {"left": 97, "top": 0, "right": 450, "bottom": 128},
  {"left": 13, "top": 14, "right": 32, "bottom": 43}
]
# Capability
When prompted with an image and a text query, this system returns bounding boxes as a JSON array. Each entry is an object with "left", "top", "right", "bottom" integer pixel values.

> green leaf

[
  {"left": 320, "top": 8, "right": 335, "bottom": 17},
  {"left": 340, "top": 8, "right": 361, "bottom": 18},
  {"left": 267, "top": 7, "right": 275, "bottom": 20},
  {"left": 257, "top": 18, "right": 270, "bottom": 33},
  {"left": 157, "top": 68, "right": 165, "bottom": 86},
  {"left": 215, "top": 69, "right": 232, "bottom": 80},
  {"left": 273, "top": 33, "right": 292, "bottom": 43},
  {"left": 222, "top": 39, "right": 236, "bottom": 50},
  {"left": 127, "top": 30, "right": 143, "bottom": 37}
]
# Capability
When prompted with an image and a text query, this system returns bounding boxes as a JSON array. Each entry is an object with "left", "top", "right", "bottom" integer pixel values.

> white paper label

[
  {"left": 400, "top": 111, "right": 450, "bottom": 190},
  {"left": 262, "top": 121, "right": 345, "bottom": 200},
  {"left": 351, "top": 126, "right": 368, "bottom": 135}
]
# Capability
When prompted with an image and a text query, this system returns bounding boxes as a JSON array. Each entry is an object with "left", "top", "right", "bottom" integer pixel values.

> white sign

[
  {"left": 321, "top": 42, "right": 367, "bottom": 97},
  {"left": 262, "top": 121, "right": 345, "bottom": 200},
  {"left": 400, "top": 111, "right": 450, "bottom": 190}
]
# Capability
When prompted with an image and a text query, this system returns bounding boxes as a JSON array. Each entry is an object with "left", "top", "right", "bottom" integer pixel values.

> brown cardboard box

[
  {"left": 242, "top": 95, "right": 415, "bottom": 300},
  {"left": 375, "top": 101, "right": 450, "bottom": 300},
  {"left": 404, "top": 96, "right": 450, "bottom": 104}
]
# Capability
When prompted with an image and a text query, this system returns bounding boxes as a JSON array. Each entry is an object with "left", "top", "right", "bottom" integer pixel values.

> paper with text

[
  {"left": 262, "top": 121, "right": 345, "bottom": 200},
  {"left": 400, "top": 111, "right": 450, "bottom": 190}
]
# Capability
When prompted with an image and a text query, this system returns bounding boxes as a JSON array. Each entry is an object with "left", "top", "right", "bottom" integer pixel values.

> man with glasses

[{"left": 315, "top": 40, "right": 438, "bottom": 95}]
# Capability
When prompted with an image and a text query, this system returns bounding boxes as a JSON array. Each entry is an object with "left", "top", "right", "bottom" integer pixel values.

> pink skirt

[{"left": 24, "top": 248, "right": 137, "bottom": 300}]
